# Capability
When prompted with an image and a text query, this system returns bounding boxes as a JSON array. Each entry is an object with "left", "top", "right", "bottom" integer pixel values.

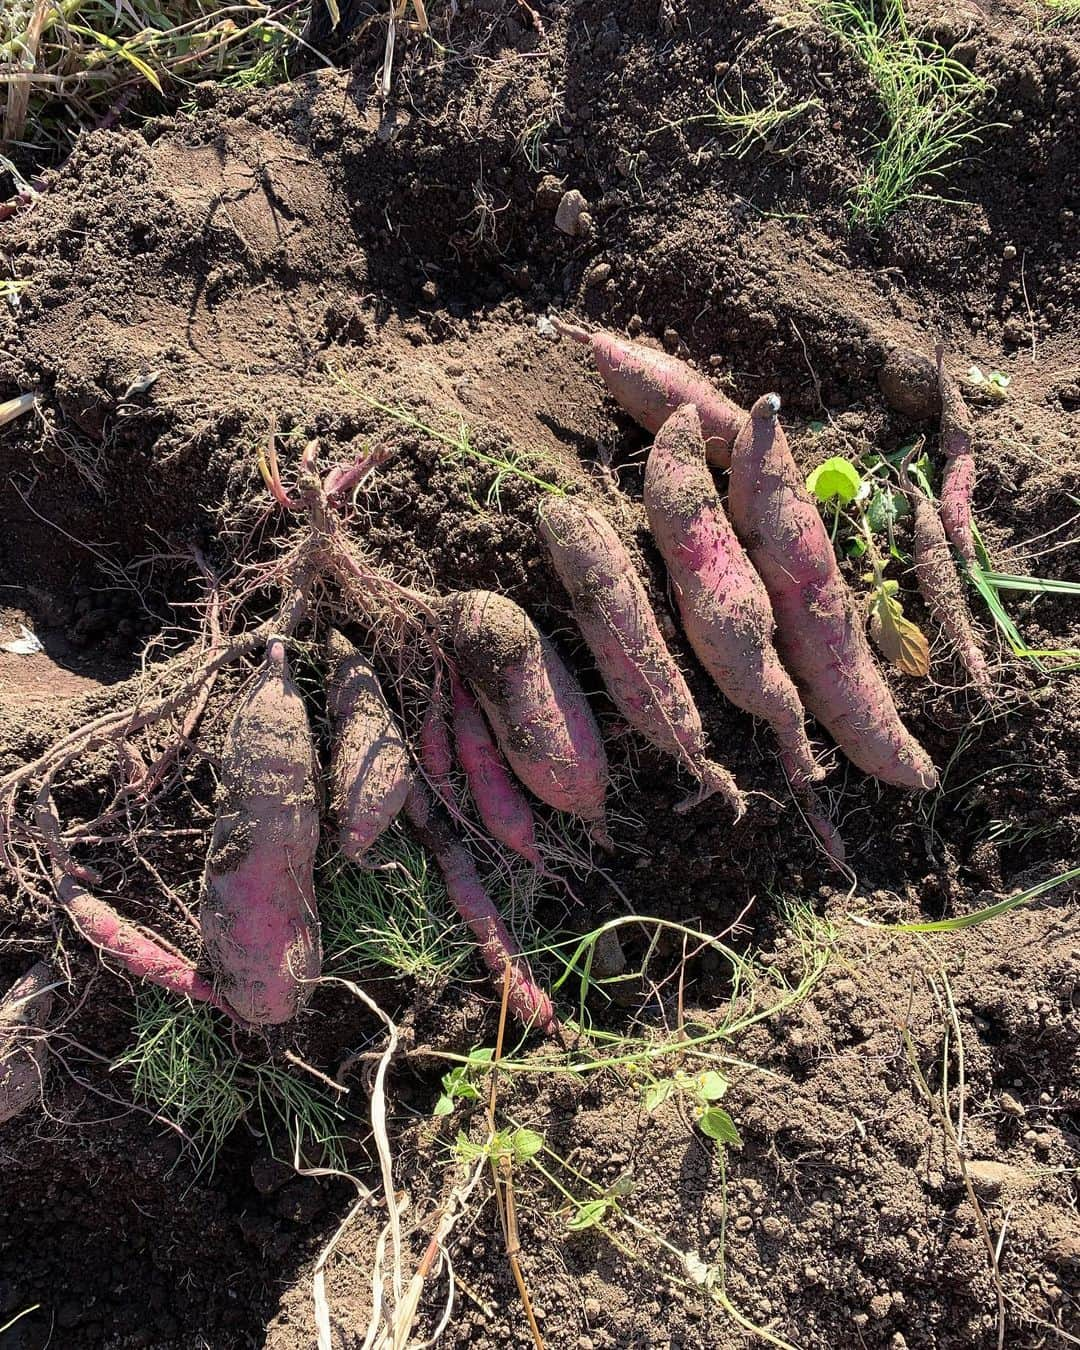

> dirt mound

[{"left": 1, "top": 0, "right": 1078, "bottom": 1345}]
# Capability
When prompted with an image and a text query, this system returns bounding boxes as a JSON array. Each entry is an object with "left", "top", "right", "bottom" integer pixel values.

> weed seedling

[
  {"left": 813, "top": 0, "right": 993, "bottom": 225},
  {"left": 806, "top": 444, "right": 931, "bottom": 676}
]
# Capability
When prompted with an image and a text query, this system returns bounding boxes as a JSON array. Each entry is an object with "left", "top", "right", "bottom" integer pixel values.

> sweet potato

[
  {"left": 63, "top": 887, "right": 223, "bottom": 1009},
  {"left": 643, "top": 404, "right": 821, "bottom": 794},
  {"left": 201, "top": 638, "right": 321, "bottom": 1025},
  {"left": 556, "top": 320, "right": 743, "bottom": 468},
  {"left": 419, "top": 669, "right": 459, "bottom": 810},
  {"left": 905, "top": 470, "right": 994, "bottom": 702},
  {"left": 728, "top": 395, "right": 938, "bottom": 791},
  {"left": 451, "top": 674, "right": 543, "bottom": 866},
  {"left": 325, "top": 629, "right": 411, "bottom": 862},
  {"left": 937, "top": 347, "right": 977, "bottom": 564},
  {"left": 0, "top": 962, "right": 54, "bottom": 1124},
  {"left": 404, "top": 783, "right": 557, "bottom": 1033},
  {"left": 443, "top": 590, "right": 612, "bottom": 848},
  {"left": 538, "top": 493, "right": 744, "bottom": 816}
]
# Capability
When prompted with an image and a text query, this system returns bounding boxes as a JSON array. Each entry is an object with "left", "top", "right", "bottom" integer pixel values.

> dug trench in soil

[{"left": 1, "top": 0, "right": 1078, "bottom": 1345}]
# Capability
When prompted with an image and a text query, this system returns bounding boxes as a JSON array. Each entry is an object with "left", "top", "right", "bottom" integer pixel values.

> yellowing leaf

[
  {"left": 869, "top": 590, "right": 930, "bottom": 677},
  {"left": 806, "top": 456, "right": 862, "bottom": 506}
]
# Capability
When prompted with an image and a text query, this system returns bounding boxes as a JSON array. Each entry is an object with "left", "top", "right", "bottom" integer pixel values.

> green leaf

[
  {"left": 433, "top": 1094, "right": 455, "bottom": 1117},
  {"left": 806, "top": 456, "right": 862, "bottom": 505},
  {"left": 68, "top": 25, "right": 164, "bottom": 92},
  {"left": 865, "top": 485, "right": 910, "bottom": 534},
  {"left": 643, "top": 1079, "right": 676, "bottom": 1112},
  {"left": 510, "top": 1128, "right": 544, "bottom": 1161},
  {"left": 696, "top": 1071, "right": 729, "bottom": 1103},
  {"left": 698, "top": 1107, "right": 742, "bottom": 1147},
  {"left": 808, "top": 419, "right": 826, "bottom": 434},
  {"left": 567, "top": 1199, "right": 611, "bottom": 1232}
]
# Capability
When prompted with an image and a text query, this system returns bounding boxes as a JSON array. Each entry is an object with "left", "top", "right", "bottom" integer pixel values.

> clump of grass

[
  {"left": 320, "top": 828, "right": 473, "bottom": 985},
  {"left": 1044, "top": 0, "right": 1080, "bottom": 24},
  {"left": 649, "top": 75, "right": 821, "bottom": 160},
  {"left": 814, "top": 0, "right": 992, "bottom": 226},
  {"left": 114, "top": 990, "right": 350, "bottom": 1174},
  {"left": 1, "top": 1, "right": 323, "bottom": 157}
]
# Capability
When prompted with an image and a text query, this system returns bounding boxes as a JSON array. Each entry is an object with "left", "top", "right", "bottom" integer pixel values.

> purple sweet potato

[
  {"left": 905, "top": 470, "right": 994, "bottom": 702},
  {"left": 0, "top": 962, "right": 54, "bottom": 1124},
  {"left": 404, "top": 783, "right": 557, "bottom": 1033},
  {"left": 201, "top": 638, "right": 321, "bottom": 1025},
  {"left": 443, "top": 590, "right": 612, "bottom": 848},
  {"left": 728, "top": 396, "right": 938, "bottom": 791},
  {"left": 643, "top": 404, "right": 821, "bottom": 794},
  {"left": 419, "top": 669, "right": 460, "bottom": 811},
  {"left": 538, "top": 493, "right": 744, "bottom": 817},
  {"left": 325, "top": 629, "right": 411, "bottom": 862},
  {"left": 63, "top": 888, "right": 225, "bottom": 1010},
  {"left": 556, "top": 320, "right": 743, "bottom": 468},
  {"left": 938, "top": 347, "right": 977, "bottom": 564},
  {"left": 451, "top": 674, "right": 543, "bottom": 866}
]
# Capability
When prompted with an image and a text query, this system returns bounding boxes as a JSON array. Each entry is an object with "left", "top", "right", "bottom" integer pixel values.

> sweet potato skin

[
  {"left": 0, "top": 962, "right": 54, "bottom": 1124},
  {"left": 643, "top": 404, "right": 821, "bottom": 793},
  {"left": 443, "top": 590, "right": 611, "bottom": 846},
  {"left": 908, "top": 480, "right": 993, "bottom": 701},
  {"left": 451, "top": 675, "right": 542, "bottom": 866},
  {"left": 538, "top": 493, "right": 744, "bottom": 816},
  {"left": 325, "top": 629, "right": 411, "bottom": 862},
  {"left": 404, "top": 783, "right": 557, "bottom": 1033},
  {"left": 937, "top": 348, "right": 978, "bottom": 564},
  {"left": 63, "top": 888, "right": 222, "bottom": 1007},
  {"left": 201, "top": 638, "right": 321, "bottom": 1025},
  {"left": 728, "top": 396, "right": 938, "bottom": 791},
  {"left": 559, "top": 321, "right": 743, "bottom": 468},
  {"left": 419, "top": 670, "right": 460, "bottom": 810}
]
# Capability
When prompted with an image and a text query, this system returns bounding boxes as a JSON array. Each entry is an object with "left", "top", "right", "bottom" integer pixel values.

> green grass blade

[{"left": 866, "top": 865, "right": 1080, "bottom": 933}]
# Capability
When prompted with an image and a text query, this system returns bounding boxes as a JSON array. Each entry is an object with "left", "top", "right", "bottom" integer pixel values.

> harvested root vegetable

[
  {"left": 903, "top": 467, "right": 994, "bottom": 702},
  {"left": 937, "top": 346, "right": 978, "bottom": 565},
  {"left": 451, "top": 674, "right": 543, "bottom": 866},
  {"left": 555, "top": 320, "right": 743, "bottom": 468},
  {"left": 62, "top": 886, "right": 226, "bottom": 1009},
  {"left": 201, "top": 638, "right": 321, "bottom": 1025},
  {"left": 538, "top": 493, "right": 744, "bottom": 817},
  {"left": 0, "top": 962, "right": 54, "bottom": 1124},
  {"left": 443, "top": 590, "right": 612, "bottom": 849},
  {"left": 404, "top": 783, "right": 557, "bottom": 1033},
  {"left": 729, "top": 395, "right": 938, "bottom": 792},
  {"left": 643, "top": 404, "right": 821, "bottom": 794},
  {"left": 419, "top": 669, "right": 459, "bottom": 810},
  {"left": 326, "top": 629, "right": 412, "bottom": 862}
]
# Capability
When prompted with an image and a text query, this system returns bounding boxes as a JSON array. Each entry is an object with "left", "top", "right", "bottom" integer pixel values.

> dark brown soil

[{"left": 1, "top": 0, "right": 1078, "bottom": 1346}]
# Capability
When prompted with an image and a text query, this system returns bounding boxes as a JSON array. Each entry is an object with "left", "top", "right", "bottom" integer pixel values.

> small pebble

[{"left": 1003, "top": 244, "right": 1017, "bottom": 260}]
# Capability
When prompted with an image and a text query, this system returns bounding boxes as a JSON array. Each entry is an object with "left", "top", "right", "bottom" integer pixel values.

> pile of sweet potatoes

[{"left": 3, "top": 318, "right": 990, "bottom": 1128}]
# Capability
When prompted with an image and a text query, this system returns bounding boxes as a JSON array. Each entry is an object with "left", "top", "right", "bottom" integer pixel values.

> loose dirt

[{"left": 1, "top": 0, "right": 1078, "bottom": 1346}]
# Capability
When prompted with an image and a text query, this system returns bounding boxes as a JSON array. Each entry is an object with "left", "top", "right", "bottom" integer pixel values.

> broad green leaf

[
  {"left": 866, "top": 485, "right": 909, "bottom": 534},
  {"left": 696, "top": 1071, "right": 729, "bottom": 1103},
  {"left": 510, "top": 1128, "right": 544, "bottom": 1161},
  {"left": 868, "top": 590, "right": 930, "bottom": 677},
  {"left": 806, "top": 456, "right": 862, "bottom": 506},
  {"left": 698, "top": 1107, "right": 742, "bottom": 1147},
  {"left": 433, "top": 1095, "right": 455, "bottom": 1117},
  {"left": 846, "top": 536, "right": 869, "bottom": 559},
  {"left": 567, "top": 1199, "right": 611, "bottom": 1231},
  {"left": 643, "top": 1079, "right": 676, "bottom": 1112}
]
